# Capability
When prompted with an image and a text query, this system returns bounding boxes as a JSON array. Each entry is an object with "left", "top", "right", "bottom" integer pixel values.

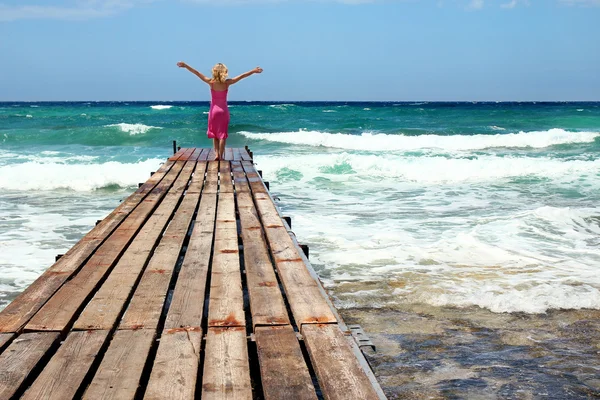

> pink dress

[{"left": 207, "top": 85, "right": 230, "bottom": 140}]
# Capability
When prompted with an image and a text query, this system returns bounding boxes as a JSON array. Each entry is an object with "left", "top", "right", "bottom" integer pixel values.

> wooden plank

[
  {"left": 74, "top": 161, "right": 199, "bottom": 330},
  {"left": 204, "top": 161, "right": 219, "bottom": 194},
  {"left": 0, "top": 333, "right": 14, "bottom": 353},
  {"left": 224, "top": 148, "right": 233, "bottom": 161},
  {"left": 208, "top": 148, "right": 216, "bottom": 161},
  {"left": 165, "top": 193, "right": 216, "bottom": 330},
  {"left": 241, "top": 163, "right": 336, "bottom": 326},
  {"left": 190, "top": 148, "right": 202, "bottom": 162},
  {"left": 21, "top": 330, "right": 109, "bottom": 400},
  {"left": 202, "top": 327, "right": 251, "bottom": 400},
  {"left": 232, "top": 148, "right": 242, "bottom": 161},
  {"left": 178, "top": 148, "right": 196, "bottom": 161},
  {"left": 0, "top": 161, "right": 175, "bottom": 333},
  {"left": 144, "top": 328, "right": 202, "bottom": 400},
  {"left": 25, "top": 162, "right": 186, "bottom": 333},
  {"left": 237, "top": 192, "right": 289, "bottom": 327},
  {"left": 169, "top": 148, "right": 186, "bottom": 161},
  {"left": 83, "top": 329, "right": 155, "bottom": 400},
  {"left": 302, "top": 324, "right": 379, "bottom": 400},
  {"left": 0, "top": 332, "right": 60, "bottom": 399},
  {"left": 255, "top": 326, "right": 316, "bottom": 400},
  {"left": 207, "top": 192, "right": 244, "bottom": 328},
  {"left": 219, "top": 161, "right": 234, "bottom": 194},
  {"left": 186, "top": 161, "right": 207, "bottom": 194},
  {"left": 119, "top": 164, "right": 202, "bottom": 330},
  {"left": 231, "top": 161, "right": 249, "bottom": 194},
  {"left": 242, "top": 161, "right": 267, "bottom": 194},
  {"left": 240, "top": 148, "right": 252, "bottom": 161},
  {"left": 198, "top": 148, "right": 210, "bottom": 161}
]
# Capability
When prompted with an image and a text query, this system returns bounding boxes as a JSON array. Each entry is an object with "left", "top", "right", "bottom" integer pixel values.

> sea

[{"left": 1, "top": 101, "right": 599, "bottom": 398}]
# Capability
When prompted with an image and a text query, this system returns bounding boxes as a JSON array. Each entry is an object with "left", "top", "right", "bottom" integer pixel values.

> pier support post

[
  {"left": 264, "top": 181, "right": 269, "bottom": 190},
  {"left": 55, "top": 254, "right": 64, "bottom": 262},
  {"left": 283, "top": 216, "right": 291, "bottom": 229},
  {"left": 299, "top": 244, "right": 309, "bottom": 259},
  {"left": 258, "top": 170, "right": 263, "bottom": 178},
  {"left": 172, "top": 140, "right": 177, "bottom": 154}
]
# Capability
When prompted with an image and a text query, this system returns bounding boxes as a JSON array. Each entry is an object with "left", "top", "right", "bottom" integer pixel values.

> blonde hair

[{"left": 212, "top": 63, "right": 228, "bottom": 83}]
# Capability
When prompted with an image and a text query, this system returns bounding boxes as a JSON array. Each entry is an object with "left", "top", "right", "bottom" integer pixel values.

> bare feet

[{"left": 214, "top": 155, "right": 221, "bottom": 161}]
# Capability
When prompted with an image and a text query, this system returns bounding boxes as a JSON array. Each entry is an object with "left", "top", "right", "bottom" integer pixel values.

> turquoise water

[{"left": 1, "top": 101, "right": 600, "bottom": 314}]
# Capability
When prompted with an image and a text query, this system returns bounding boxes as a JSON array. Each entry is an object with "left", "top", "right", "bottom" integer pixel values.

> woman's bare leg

[
  {"left": 219, "top": 139, "right": 227, "bottom": 160},
  {"left": 213, "top": 138, "right": 219, "bottom": 160}
]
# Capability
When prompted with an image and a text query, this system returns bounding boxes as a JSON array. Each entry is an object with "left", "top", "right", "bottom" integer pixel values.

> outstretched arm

[
  {"left": 177, "top": 62, "right": 211, "bottom": 84},
  {"left": 227, "top": 67, "right": 263, "bottom": 85}
]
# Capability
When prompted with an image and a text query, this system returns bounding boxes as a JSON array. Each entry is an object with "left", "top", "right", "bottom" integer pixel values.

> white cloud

[
  {"left": 0, "top": 0, "right": 152, "bottom": 21},
  {"left": 559, "top": 0, "right": 600, "bottom": 5},
  {"left": 466, "top": 0, "right": 484, "bottom": 10},
  {"left": 501, "top": 0, "right": 517, "bottom": 8}
]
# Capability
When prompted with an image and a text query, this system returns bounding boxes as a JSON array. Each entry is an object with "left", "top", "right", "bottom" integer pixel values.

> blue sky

[{"left": 0, "top": 0, "right": 599, "bottom": 101}]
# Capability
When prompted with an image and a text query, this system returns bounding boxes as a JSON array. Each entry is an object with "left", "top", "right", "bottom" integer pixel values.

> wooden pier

[{"left": 0, "top": 148, "right": 385, "bottom": 400}]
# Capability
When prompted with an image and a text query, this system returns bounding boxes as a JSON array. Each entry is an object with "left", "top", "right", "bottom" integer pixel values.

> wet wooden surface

[{"left": 0, "top": 148, "right": 385, "bottom": 399}]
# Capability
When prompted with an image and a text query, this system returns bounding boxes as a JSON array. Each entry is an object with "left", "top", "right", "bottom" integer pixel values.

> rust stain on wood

[
  {"left": 258, "top": 281, "right": 277, "bottom": 287},
  {"left": 276, "top": 258, "right": 303, "bottom": 263},
  {"left": 220, "top": 249, "right": 239, "bottom": 254},
  {"left": 130, "top": 324, "right": 145, "bottom": 330},
  {"left": 209, "top": 313, "right": 243, "bottom": 327}
]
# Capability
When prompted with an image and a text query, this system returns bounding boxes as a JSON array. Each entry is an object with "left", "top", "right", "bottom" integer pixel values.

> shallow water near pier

[{"left": 341, "top": 305, "right": 600, "bottom": 399}]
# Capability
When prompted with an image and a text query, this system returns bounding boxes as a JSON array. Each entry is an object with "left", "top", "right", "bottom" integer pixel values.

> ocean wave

[
  {"left": 489, "top": 125, "right": 506, "bottom": 131},
  {"left": 150, "top": 105, "right": 173, "bottom": 110},
  {"left": 241, "top": 128, "right": 600, "bottom": 151},
  {"left": 257, "top": 152, "right": 600, "bottom": 185},
  {"left": 0, "top": 159, "right": 164, "bottom": 191},
  {"left": 105, "top": 123, "right": 162, "bottom": 136}
]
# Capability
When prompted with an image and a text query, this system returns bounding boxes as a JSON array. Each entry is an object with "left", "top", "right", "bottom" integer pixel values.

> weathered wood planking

[
  {"left": 169, "top": 148, "right": 186, "bottom": 161},
  {"left": 237, "top": 191, "right": 289, "bottom": 327},
  {"left": 144, "top": 328, "right": 202, "bottom": 400},
  {"left": 219, "top": 161, "right": 234, "bottom": 193},
  {"left": 255, "top": 325, "right": 317, "bottom": 400},
  {"left": 144, "top": 161, "right": 215, "bottom": 399},
  {"left": 204, "top": 161, "right": 219, "bottom": 194},
  {"left": 232, "top": 148, "right": 242, "bottom": 161},
  {"left": 21, "top": 330, "right": 109, "bottom": 400},
  {"left": 302, "top": 324, "right": 379, "bottom": 400},
  {"left": 74, "top": 161, "right": 203, "bottom": 330},
  {"left": 207, "top": 191, "right": 244, "bottom": 328},
  {"left": 119, "top": 162, "right": 203, "bottom": 330},
  {"left": 83, "top": 329, "right": 155, "bottom": 400},
  {"left": 240, "top": 148, "right": 252, "bottom": 161},
  {"left": 241, "top": 162, "right": 336, "bottom": 326},
  {"left": 208, "top": 149, "right": 216, "bottom": 161},
  {"left": 25, "top": 161, "right": 187, "bottom": 333},
  {"left": 202, "top": 327, "right": 252, "bottom": 400},
  {"left": 164, "top": 192, "right": 216, "bottom": 329},
  {"left": 231, "top": 161, "right": 249, "bottom": 194},
  {"left": 224, "top": 148, "right": 233, "bottom": 161},
  {"left": 0, "top": 332, "right": 60, "bottom": 399},
  {"left": 0, "top": 160, "right": 175, "bottom": 333},
  {"left": 0, "top": 333, "right": 14, "bottom": 352}
]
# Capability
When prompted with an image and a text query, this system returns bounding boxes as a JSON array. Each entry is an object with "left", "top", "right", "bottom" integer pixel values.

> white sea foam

[
  {"left": 489, "top": 125, "right": 506, "bottom": 131},
  {"left": 150, "top": 105, "right": 173, "bottom": 110},
  {"left": 0, "top": 159, "right": 164, "bottom": 191},
  {"left": 241, "top": 128, "right": 599, "bottom": 151},
  {"left": 105, "top": 123, "right": 162, "bottom": 135},
  {"left": 255, "top": 152, "right": 600, "bottom": 313},
  {"left": 256, "top": 152, "right": 600, "bottom": 184}
]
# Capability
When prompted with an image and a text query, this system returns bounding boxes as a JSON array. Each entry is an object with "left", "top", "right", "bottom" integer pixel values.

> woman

[{"left": 177, "top": 62, "right": 263, "bottom": 160}]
